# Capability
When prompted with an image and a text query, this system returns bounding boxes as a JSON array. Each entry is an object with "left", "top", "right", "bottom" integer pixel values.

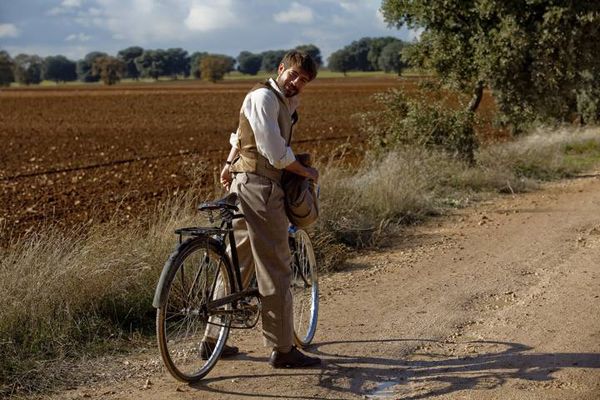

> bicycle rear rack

[{"left": 174, "top": 227, "right": 230, "bottom": 244}]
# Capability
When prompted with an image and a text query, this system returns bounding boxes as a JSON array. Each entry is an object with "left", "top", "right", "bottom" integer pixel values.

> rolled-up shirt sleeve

[
  {"left": 243, "top": 89, "right": 296, "bottom": 169},
  {"left": 229, "top": 132, "right": 238, "bottom": 148}
]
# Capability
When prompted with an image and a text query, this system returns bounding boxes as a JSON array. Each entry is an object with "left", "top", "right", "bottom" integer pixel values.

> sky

[{"left": 0, "top": 0, "right": 416, "bottom": 63}]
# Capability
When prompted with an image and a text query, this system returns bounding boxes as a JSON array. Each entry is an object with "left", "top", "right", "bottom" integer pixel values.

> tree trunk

[
  {"left": 467, "top": 80, "right": 484, "bottom": 113},
  {"left": 460, "top": 80, "right": 484, "bottom": 167}
]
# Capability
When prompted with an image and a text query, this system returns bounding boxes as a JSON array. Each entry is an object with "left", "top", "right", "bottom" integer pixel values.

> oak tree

[{"left": 381, "top": 0, "right": 600, "bottom": 128}]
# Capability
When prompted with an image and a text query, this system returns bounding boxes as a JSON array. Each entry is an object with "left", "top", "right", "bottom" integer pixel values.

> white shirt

[{"left": 229, "top": 78, "right": 298, "bottom": 169}]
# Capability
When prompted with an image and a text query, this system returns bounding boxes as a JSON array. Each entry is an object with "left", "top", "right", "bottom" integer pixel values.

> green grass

[{"left": 563, "top": 139, "right": 600, "bottom": 170}]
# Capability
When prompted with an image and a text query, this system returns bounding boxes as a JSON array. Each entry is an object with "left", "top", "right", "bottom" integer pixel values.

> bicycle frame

[{"left": 153, "top": 203, "right": 304, "bottom": 318}]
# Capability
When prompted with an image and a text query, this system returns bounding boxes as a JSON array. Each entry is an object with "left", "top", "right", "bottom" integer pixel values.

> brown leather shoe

[
  {"left": 200, "top": 340, "right": 239, "bottom": 360},
  {"left": 269, "top": 346, "right": 321, "bottom": 368}
]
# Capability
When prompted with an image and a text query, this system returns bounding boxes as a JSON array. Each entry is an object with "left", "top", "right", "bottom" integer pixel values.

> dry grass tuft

[{"left": 0, "top": 191, "right": 206, "bottom": 395}]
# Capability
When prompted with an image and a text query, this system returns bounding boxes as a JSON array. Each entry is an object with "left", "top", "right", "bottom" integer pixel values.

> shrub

[
  {"left": 364, "top": 88, "right": 478, "bottom": 164},
  {"left": 576, "top": 71, "right": 600, "bottom": 125}
]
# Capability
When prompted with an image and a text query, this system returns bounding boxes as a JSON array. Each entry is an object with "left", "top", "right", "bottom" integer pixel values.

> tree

[
  {"left": 368, "top": 37, "right": 401, "bottom": 70},
  {"left": 295, "top": 44, "right": 322, "bottom": 67},
  {"left": 13, "top": 54, "right": 43, "bottom": 85},
  {"left": 165, "top": 48, "right": 190, "bottom": 78},
  {"left": 117, "top": 46, "right": 143, "bottom": 79},
  {"left": 345, "top": 37, "right": 374, "bottom": 71},
  {"left": 76, "top": 52, "right": 107, "bottom": 82},
  {"left": 42, "top": 55, "right": 77, "bottom": 83},
  {"left": 199, "top": 55, "right": 232, "bottom": 82},
  {"left": 377, "top": 40, "right": 405, "bottom": 74},
  {"left": 328, "top": 49, "right": 353, "bottom": 76},
  {"left": 381, "top": 0, "right": 600, "bottom": 128},
  {"left": 0, "top": 50, "right": 15, "bottom": 87},
  {"left": 134, "top": 50, "right": 167, "bottom": 80},
  {"left": 189, "top": 51, "right": 208, "bottom": 79},
  {"left": 92, "top": 56, "right": 125, "bottom": 85},
  {"left": 237, "top": 51, "right": 262, "bottom": 75},
  {"left": 261, "top": 50, "right": 287, "bottom": 72}
]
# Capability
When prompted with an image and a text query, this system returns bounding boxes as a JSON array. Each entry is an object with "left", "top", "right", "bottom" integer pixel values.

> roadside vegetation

[
  {"left": 2, "top": 124, "right": 600, "bottom": 395},
  {"left": 2, "top": 0, "right": 600, "bottom": 397}
]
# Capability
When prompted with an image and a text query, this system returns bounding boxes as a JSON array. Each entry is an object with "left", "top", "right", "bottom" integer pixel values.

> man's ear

[{"left": 277, "top": 63, "right": 285, "bottom": 75}]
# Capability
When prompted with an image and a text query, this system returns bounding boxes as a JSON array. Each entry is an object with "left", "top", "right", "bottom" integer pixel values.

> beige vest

[{"left": 230, "top": 81, "right": 295, "bottom": 182}]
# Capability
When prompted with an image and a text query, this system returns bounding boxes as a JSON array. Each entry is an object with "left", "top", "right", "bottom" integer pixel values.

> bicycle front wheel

[
  {"left": 290, "top": 228, "right": 319, "bottom": 347},
  {"left": 156, "top": 237, "right": 234, "bottom": 382}
]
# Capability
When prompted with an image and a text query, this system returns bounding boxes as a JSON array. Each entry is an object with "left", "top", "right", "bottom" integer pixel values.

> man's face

[{"left": 276, "top": 63, "right": 311, "bottom": 98}]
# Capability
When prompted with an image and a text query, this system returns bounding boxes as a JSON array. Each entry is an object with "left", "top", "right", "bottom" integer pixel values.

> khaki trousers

[{"left": 207, "top": 172, "right": 294, "bottom": 351}]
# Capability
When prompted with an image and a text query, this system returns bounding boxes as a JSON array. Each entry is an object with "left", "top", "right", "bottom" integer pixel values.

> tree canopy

[
  {"left": 134, "top": 50, "right": 167, "bottom": 80},
  {"left": 261, "top": 50, "right": 287, "bottom": 73},
  {"left": 327, "top": 36, "right": 407, "bottom": 73},
  {"left": 377, "top": 40, "right": 406, "bottom": 74},
  {"left": 77, "top": 52, "right": 107, "bottom": 82},
  {"left": 237, "top": 51, "right": 262, "bottom": 75},
  {"left": 328, "top": 49, "right": 353, "bottom": 75},
  {"left": 189, "top": 52, "right": 208, "bottom": 79},
  {"left": 381, "top": 0, "right": 600, "bottom": 127},
  {"left": 117, "top": 46, "right": 143, "bottom": 79},
  {"left": 92, "top": 56, "right": 125, "bottom": 85},
  {"left": 200, "top": 55, "right": 233, "bottom": 82},
  {"left": 164, "top": 48, "right": 190, "bottom": 78},
  {"left": 0, "top": 51, "right": 15, "bottom": 87},
  {"left": 13, "top": 54, "right": 43, "bottom": 85},
  {"left": 42, "top": 55, "right": 77, "bottom": 83}
]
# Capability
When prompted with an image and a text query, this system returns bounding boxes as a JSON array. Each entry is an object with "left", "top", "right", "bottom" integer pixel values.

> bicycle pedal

[{"left": 230, "top": 302, "right": 260, "bottom": 328}]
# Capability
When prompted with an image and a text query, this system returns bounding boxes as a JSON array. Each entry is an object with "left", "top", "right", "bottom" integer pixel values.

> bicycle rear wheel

[
  {"left": 290, "top": 228, "right": 319, "bottom": 347},
  {"left": 156, "top": 237, "right": 234, "bottom": 382}
]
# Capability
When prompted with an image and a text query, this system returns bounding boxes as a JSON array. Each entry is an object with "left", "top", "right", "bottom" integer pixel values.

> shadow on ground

[{"left": 190, "top": 338, "right": 600, "bottom": 399}]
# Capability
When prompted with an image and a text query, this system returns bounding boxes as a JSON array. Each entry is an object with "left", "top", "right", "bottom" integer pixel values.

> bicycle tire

[
  {"left": 156, "top": 237, "right": 234, "bottom": 382},
  {"left": 290, "top": 228, "right": 319, "bottom": 347}
]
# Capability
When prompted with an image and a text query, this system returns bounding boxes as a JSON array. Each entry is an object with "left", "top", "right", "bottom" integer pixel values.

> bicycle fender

[
  {"left": 152, "top": 241, "right": 186, "bottom": 309},
  {"left": 152, "top": 236, "right": 224, "bottom": 308}
]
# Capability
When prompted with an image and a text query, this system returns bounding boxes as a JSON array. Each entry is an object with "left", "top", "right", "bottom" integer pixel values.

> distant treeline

[{"left": 0, "top": 37, "right": 408, "bottom": 86}]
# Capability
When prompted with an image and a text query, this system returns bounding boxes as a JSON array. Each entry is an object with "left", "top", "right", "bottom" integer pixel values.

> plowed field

[{"left": 0, "top": 77, "right": 498, "bottom": 242}]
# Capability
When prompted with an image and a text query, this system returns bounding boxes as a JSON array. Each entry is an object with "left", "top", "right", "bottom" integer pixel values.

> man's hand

[
  {"left": 284, "top": 160, "right": 319, "bottom": 183},
  {"left": 305, "top": 166, "right": 319, "bottom": 183},
  {"left": 220, "top": 164, "right": 233, "bottom": 190}
]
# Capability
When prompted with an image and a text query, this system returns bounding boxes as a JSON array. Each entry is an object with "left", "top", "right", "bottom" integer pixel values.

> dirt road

[{"left": 48, "top": 174, "right": 600, "bottom": 399}]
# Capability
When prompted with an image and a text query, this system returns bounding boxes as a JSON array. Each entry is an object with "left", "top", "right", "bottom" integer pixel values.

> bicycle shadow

[{"left": 190, "top": 338, "right": 600, "bottom": 399}]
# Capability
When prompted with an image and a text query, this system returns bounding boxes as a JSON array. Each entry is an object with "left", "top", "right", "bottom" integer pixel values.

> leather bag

[{"left": 281, "top": 153, "right": 319, "bottom": 228}]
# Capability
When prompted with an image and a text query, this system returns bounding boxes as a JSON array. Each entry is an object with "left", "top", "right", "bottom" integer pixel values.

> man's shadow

[{"left": 191, "top": 338, "right": 600, "bottom": 399}]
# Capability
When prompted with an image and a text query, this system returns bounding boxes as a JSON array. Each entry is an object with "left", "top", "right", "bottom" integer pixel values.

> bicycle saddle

[{"left": 198, "top": 192, "right": 239, "bottom": 212}]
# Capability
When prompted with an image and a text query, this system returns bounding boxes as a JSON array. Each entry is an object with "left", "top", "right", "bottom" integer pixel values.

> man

[{"left": 207, "top": 50, "right": 320, "bottom": 368}]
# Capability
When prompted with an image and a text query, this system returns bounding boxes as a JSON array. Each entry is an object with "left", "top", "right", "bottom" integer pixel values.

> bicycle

[{"left": 152, "top": 191, "right": 319, "bottom": 382}]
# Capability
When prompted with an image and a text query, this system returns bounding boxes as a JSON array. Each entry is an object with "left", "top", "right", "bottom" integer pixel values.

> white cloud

[
  {"left": 185, "top": 0, "right": 236, "bottom": 32},
  {"left": 66, "top": 33, "right": 91, "bottom": 42},
  {"left": 408, "top": 27, "right": 423, "bottom": 41},
  {"left": 74, "top": 0, "right": 189, "bottom": 43},
  {"left": 0, "top": 23, "right": 19, "bottom": 38},
  {"left": 62, "top": 0, "right": 83, "bottom": 7},
  {"left": 338, "top": 1, "right": 360, "bottom": 13},
  {"left": 48, "top": 0, "right": 84, "bottom": 15},
  {"left": 68, "top": 0, "right": 238, "bottom": 44},
  {"left": 274, "top": 3, "right": 314, "bottom": 24}
]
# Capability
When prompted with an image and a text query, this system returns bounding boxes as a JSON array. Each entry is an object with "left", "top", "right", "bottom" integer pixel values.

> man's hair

[{"left": 281, "top": 50, "right": 318, "bottom": 81}]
